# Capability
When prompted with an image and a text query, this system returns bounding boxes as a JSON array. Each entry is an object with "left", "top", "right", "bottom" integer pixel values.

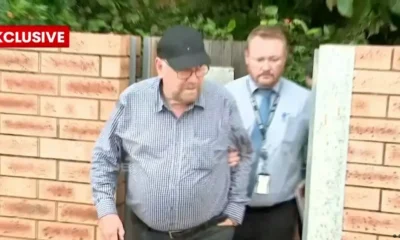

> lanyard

[{"left": 246, "top": 79, "right": 281, "bottom": 141}]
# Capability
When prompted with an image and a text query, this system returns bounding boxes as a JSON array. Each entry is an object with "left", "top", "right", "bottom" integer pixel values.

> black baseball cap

[{"left": 157, "top": 25, "right": 211, "bottom": 71}]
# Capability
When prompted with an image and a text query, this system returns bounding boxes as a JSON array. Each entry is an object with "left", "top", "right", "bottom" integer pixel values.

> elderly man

[{"left": 91, "top": 25, "right": 253, "bottom": 240}]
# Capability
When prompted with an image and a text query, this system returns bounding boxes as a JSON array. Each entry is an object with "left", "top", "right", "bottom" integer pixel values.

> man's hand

[
  {"left": 217, "top": 218, "right": 238, "bottom": 227},
  {"left": 98, "top": 214, "right": 125, "bottom": 240},
  {"left": 297, "top": 180, "right": 305, "bottom": 198},
  {"left": 228, "top": 148, "right": 240, "bottom": 167}
]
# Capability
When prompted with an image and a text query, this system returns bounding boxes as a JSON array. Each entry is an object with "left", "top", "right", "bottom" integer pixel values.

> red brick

[
  {"left": 353, "top": 70, "right": 400, "bottom": 94},
  {"left": 9, "top": 47, "right": 59, "bottom": 52},
  {"left": 57, "top": 202, "right": 97, "bottom": 225},
  {"left": 0, "top": 50, "right": 39, "bottom": 72},
  {"left": 37, "top": 221, "right": 95, "bottom": 240},
  {"left": 343, "top": 209, "right": 400, "bottom": 235},
  {"left": 355, "top": 46, "right": 393, "bottom": 70},
  {"left": 381, "top": 190, "right": 400, "bottom": 214},
  {"left": 385, "top": 144, "right": 400, "bottom": 167},
  {"left": 344, "top": 186, "right": 380, "bottom": 210},
  {"left": 38, "top": 180, "right": 93, "bottom": 204},
  {"left": 60, "top": 76, "right": 128, "bottom": 100},
  {"left": 388, "top": 96, "right": 400, "bottom": 119},
  {"left": 349, "top": 118, "right": 400, "bottom": 143},
  {"left": 0, "top": 197, "right": 56, "bottom": 220},
  {"left": 351, "top": 94, "right": 387, "bottom": 117},
  {"left": 0, "top": 135, "right": 38, "bottom": 157},
  {"left": 346, "top": 163, "right": 400, "bottom": 190},
  {"left": 0, "top": 237, "right": 31, "bottom": 240},
  {"left": 40, "top": 96, "right": 98, "bottom": 120},
  {"left": 59, "top": 119, "right": 104, "bottom": 141},
  {"left": 0, "top": 72, "right": 58, "bottom": 95},
  {"left": 39, "top": 138, "right": 94, "bottom": 162},
  {"left": 0, "top": 156, "right": 56, "bottom": 179},
  {"left": 0, "top": 216, "right": 36, "bottom": 239},
  {"left": 41, "top": 53, "right": 100, "bottom": 77},
  {"left": 393, "top": 47, "right": 400, "bottom": 70},
  {"left": 58, "top": 161, "right": 91, "bottom": 183},
  {"left": 96, "top": 227, "right": 103, "bottom": 240},
  {"left": 0, "top": 176, "right": 36, "bottom": 198},
  {"left": 100, "top": 100, "right": 116, "bottom": 120},
  {"left": 0, "top": 114, "right": 57, "bottom": 137},
  {"left": 348, "top": 140, "right": 384, "bottom": 165},
  {"left": 341, "top": 232, "right": 377, "bottom": 240},
  {"left": 0, "top": 93, "right": 38, "bottom": 115},
  {"left": 101, "top": 57, "right": 130, "bottom": 78},
  {"left": 61, "top": 32, "right": 131, "bottom": 56},
  {"left": 379, "top": 237, "right": 396, "bottom": 240}
]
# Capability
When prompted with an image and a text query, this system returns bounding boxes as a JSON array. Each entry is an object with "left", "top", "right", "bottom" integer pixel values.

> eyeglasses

[
  {"left": 164, "top": 60, "right": 209, "bottom": 80},
  {"left": 176, "top": 65, "right": 209, "bottom": 80}
]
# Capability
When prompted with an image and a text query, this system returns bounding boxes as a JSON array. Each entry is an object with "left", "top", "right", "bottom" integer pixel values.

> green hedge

[{"left": 1, "top": 0, "right": 399, "bottom": 85}]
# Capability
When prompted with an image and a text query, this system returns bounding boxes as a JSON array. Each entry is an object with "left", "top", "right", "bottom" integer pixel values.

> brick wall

[
  {"left": 0, "top": 32, "right": 140, "bottom": 240},
  {"left": 342, "top": 46, "right": 400, "bottom": 240}
]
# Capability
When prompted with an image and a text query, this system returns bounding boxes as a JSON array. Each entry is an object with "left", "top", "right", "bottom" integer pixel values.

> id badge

[{"left": 255, "top": 174, "right": 270, "bottom": 194}]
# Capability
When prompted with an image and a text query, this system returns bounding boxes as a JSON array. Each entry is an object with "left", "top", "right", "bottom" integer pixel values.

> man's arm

[
  {"left": 223, "top": 100, "right": 254, "bottom": 225},
  {"left": 91, "top": 100, "right": 125, "bottom": 219}
]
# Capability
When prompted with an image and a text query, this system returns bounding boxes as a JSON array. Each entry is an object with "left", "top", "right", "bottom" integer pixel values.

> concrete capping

[{"left": 302, "top": 45, "right": 355, "bottom": 240}]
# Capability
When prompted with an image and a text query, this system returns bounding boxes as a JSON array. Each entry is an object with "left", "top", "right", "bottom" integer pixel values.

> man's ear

[
  {"left": 244, "top": 48, "right": 250, "bottom": 65},
  {"left": 155, "top": 57, "right": 164, "bottom": 77}
]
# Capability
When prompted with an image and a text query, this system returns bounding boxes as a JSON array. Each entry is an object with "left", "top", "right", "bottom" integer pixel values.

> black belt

[
  {"left": 245, "top": 198, "right": 296, "bottom": 213},
  {"left": 131, "top": 212, "right": 228, "bottom": 239}
]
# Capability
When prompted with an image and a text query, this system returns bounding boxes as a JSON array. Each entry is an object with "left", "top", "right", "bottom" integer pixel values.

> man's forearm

[
  {"left": 90, "top": 101, "right": 125, "bottom": 219},
  {"left": 91, "top": 151, "right": 120, "bottom": 218},
  {"left": 224, "top": 151, "right": 253, "bottom": 224}
]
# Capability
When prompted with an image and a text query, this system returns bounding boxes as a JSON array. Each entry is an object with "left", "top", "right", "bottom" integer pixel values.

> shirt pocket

[
  {"left": 281, "top": 116, "right": 308, "bottom": 160},
  {"left": 190, "top": 120, "right": 230, "bottom": 170}
]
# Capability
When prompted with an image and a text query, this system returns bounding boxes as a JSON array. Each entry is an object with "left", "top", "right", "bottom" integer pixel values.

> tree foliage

[{"left": 0, "top": 0, "right": 399, "bottom": 83}]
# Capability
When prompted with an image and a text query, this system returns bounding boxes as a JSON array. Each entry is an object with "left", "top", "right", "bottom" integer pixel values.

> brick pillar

[
  {"left": 342, "top": 46, "right": 400, "bottom": 239},
  {"left": 0, "top": 32, "right": 140, "bottom": 240}
]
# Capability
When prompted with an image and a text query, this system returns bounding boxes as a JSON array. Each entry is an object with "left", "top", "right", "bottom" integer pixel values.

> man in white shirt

[{"left": 225, "top": 25, "right": 311, "bottom": 240}]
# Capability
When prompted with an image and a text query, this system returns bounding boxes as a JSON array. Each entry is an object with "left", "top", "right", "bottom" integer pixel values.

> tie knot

[{"left": 258, "top": 89, "right": 273, "bottom": 98}]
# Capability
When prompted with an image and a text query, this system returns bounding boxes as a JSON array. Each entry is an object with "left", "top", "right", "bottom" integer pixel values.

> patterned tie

[{"left": 247, "top": 89, "right": 272, "bottom": 197}]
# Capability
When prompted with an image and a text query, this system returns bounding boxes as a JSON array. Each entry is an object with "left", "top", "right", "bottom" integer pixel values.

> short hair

[{"left": 245, "top": 25, "right": 289, "bottom": 50}]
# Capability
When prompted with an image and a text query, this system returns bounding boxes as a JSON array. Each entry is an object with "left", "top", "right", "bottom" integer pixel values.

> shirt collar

[
  {"left": 247, "top": 75, "right": 281, "bottom": 94},
  {"left": 155, "top": 78, "right": 205, "bottom": 112}
]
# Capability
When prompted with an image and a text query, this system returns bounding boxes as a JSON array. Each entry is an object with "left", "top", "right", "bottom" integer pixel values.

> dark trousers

[
  {"left": 233, "top": 199, "right": 298, "bottom": 240},
  {"left": 130, "top": 212, "right": 235, "bottom": 240}
]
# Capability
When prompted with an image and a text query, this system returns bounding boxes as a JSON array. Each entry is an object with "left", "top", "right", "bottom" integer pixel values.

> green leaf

[
  {"left": 389, "top": 0, "right": 400, "bottom": 15},
  {"left": 263, "top": 5, "right": 278, "bottom": 17},
  {"left": 97, "top": 0, "right": 109, "bottom": 7},
  {"left": 306, "top": 28, "right": 322, "bottom": 37},
  {"left": 143, "top": 0, "right": 150, "bottom": 7},
  {"left": 126, "top": 13, "right": 140, "bottom": 24},
  {"left": 293, "top": 19, "right": 309, "bottom": 33},
  {"left": 87, "top": 19, "right": 107, "bottom": 32},
  {"left": 326, "top": 0, "right": 337, "bottom": 11},
  {"left": 260, "top": 20, "right": 268, "bottom": 25},
  {"left": 337, "top": 0, "right": 353, "bottom": 18},
  {"left": 268, "top": 19, "right": 278, "bottom": 25},
  {"left": 150, "top": 24, "right": 159, "bottom": 34},
  {"left": 323, "top": 25, "right": 335, "bottom": 37},
  {"left": 226, "top": 19, "right": 236, "bottom": 32}
]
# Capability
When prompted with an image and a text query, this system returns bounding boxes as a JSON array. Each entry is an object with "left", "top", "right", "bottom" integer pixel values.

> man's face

[
  {"left": 245, "top": 36, "right": 287, "bottom": 87},
  {"left": 156, "top": 58, "right": 208, "bottom": 105}
]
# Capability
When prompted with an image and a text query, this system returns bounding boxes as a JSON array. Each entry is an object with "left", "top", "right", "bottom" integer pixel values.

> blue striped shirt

[{"left": 90, "top": 77, "right": 253, "bottom": 231}]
